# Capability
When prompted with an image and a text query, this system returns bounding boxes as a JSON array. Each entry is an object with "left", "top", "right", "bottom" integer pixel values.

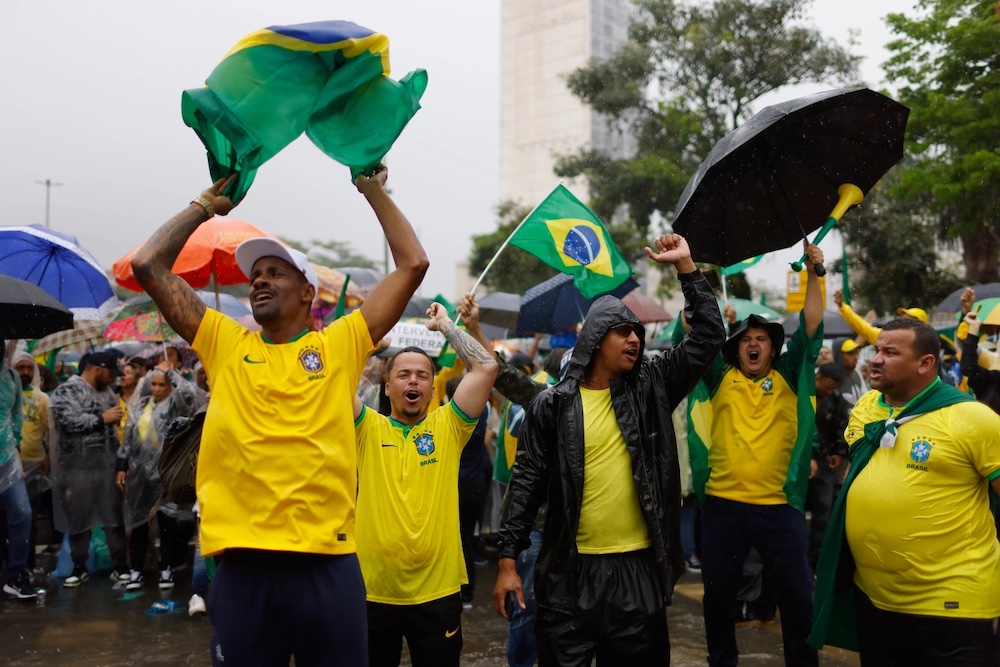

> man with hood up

[
  {"left": 695, "top": 243, "right": 825, "bottom": 667},
  {"left": 494, "top": 234, "right": 726, "bottom": 665}
]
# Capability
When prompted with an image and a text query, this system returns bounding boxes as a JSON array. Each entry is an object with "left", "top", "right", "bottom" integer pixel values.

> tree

[
  {"left": 557, "top": 0, "right": 860, "bottom": 234},
  {"left": 280, "top": 237, "right": 379, "bottom": 271},
  {"left": 883, "top": 0, "right": 1000, "bottom": 282},
  {"left": 830, "top": 169, "right": 963, "bottom": 315}
]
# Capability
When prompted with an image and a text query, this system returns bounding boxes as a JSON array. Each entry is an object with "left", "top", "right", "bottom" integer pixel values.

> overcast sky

[{"left": 0, "top": 0, "right": 917, "bottom": 302}]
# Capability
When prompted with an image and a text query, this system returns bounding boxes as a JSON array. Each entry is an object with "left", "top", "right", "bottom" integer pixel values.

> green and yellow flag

[
  {"left": 508, "top": 185, "right": 632, "bottom": 299},
  {"left": 720, "top": 255, "right": 763, "bottom": 276},
  {"left": 181, "top": 20, "right": 427, "bottom": 204}
]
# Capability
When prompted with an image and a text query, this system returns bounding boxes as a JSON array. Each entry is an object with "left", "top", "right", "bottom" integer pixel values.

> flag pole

[
  {"left": 466, "top": 181, "right": 563, "bottom": 297},
  {"left": 456, "top": 181, "right": 563, "bottom": 325}
]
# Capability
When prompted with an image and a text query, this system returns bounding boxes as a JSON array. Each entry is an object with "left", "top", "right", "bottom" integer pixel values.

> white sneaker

[
  {"left": 158, "top": 567, "right": 174, "bottom": 590},
  {"left": 125, "top": 570, "right": 144, "bottom": 591},
  {"left": 188, "top": 593, "right": 207, "bottom": 617}
]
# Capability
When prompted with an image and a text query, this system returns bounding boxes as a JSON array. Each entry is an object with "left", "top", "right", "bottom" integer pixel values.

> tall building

[{"left": 500, "top": 0, "right": 636, "bottom": 207}]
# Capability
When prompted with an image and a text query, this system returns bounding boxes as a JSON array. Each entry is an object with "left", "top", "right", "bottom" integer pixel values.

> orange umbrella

[
  {"left": 113, "top": 218, "right": 277, "bottom": 292},
  {"left": 312, "top": 264, "right": 367, "bottom": 309}
]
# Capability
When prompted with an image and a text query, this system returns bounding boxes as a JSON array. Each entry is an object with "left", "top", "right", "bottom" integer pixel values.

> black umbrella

[
  {"left": 0, "top": 274, "right": 74, "bottom": 339},
  {"left": 780, "top": 310, "right": 856, "bottom": 339},
  {"left": 515, "top": 273, "right": 639, "bottom": 336},
  {"left": 477, "top": 291, "right": 522, "bottom": 331},
  {"left": 933, "top": 283, "right": 1000, "bottom": 314},
  {"left": 673, "top": 88, "right": 909, "bottom": 271}
]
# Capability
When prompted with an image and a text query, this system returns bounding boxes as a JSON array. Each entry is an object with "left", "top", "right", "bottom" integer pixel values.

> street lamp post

[{"left": 34, "top": 178, "right": 63, "bottom": 228}]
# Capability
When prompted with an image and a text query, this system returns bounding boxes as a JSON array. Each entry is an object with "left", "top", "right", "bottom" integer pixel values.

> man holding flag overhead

[
  {"left": 131, "top": 164, "right": 427, "bottom": 667},
  {"left": 495, "top": 233, "right": 725, "bottom": 665}
]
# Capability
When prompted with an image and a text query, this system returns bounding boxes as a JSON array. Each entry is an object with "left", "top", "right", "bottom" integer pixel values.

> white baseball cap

[{"left": 235, "top": 238, "right": 319, "bottom": 294}]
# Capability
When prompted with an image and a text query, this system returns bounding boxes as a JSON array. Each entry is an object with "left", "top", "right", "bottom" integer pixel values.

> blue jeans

[
  {"left": 701, "top": 496, "right": 817, "bottom": 667},
  {"left": 1, "top": 476, "right": 32, "bottom": 578},
  {"left": 508, "top": 529, "right": 542, "bottom": 667},
  {"left": 192, "top": 538, "right": 208, "bottom": 597}
]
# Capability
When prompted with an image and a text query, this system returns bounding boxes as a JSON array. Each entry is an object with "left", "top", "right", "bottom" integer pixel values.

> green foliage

[
  {"left": 883, "top": 0, "right": 1000, "bottom": 281},
  {"left": 280, "top": 237, "right": 379, "bottom": 270},
  {"left": 558, "top": 0, "right": 860, "bottom": 233},
  {"left": 831, "top": 174, "right": 963, "bottom": 315}
]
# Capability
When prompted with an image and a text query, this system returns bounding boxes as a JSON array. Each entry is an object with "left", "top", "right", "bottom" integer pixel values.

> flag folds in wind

[
  {"left": 181, "top": 20, "right": 428, "bottom": 204},
  {"left": 720, "top": 255, "right": 763, "bottom": 276},
  {"left": 509, "top": 185, "right": 632, "bottom": 299}
]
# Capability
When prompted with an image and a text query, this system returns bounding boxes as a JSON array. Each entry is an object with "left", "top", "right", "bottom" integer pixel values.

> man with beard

[
  {"left": 48, "top": 352, "right": 128, "bottom": 587},
  {"left": 810, "top": 319, "right": 1000, "bottom": 662},
  {"left": 352, "top": 303, "right": 497, "bottom": 667},
  {"left": 494, "top": 234, "right": 725, "bottom": 665},
  {"left": 12, "top": 352, "right": 55, "bottom": 570},
  {"left": 697, "top": 243, "right": 825, "bottom": 667},
  {"left": 131, "top": 165, "right": 427, "bottom": 667}
]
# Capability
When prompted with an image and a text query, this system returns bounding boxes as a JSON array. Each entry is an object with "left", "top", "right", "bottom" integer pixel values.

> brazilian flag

[
  {"left": 720, "top": 254, "right": 763, "bottom": 276},
  {"left": 181, "top": 20, "right": 428, "bottom": 204},
  {"left": 509, "top": 185, "right": 632, "bottom": 299}
]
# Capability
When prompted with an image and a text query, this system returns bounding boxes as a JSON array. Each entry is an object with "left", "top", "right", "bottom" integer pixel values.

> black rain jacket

[{"left": 498, "top": 271, "right": 725, "bottom": 608}]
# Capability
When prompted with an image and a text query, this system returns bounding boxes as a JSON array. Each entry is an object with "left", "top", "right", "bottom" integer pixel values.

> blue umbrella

[
  {"left": 515, "top": 273, "right": 639, "bottom": 336},
  {"left": 0, "top": 224, "right": 119, "bottom": 320}
]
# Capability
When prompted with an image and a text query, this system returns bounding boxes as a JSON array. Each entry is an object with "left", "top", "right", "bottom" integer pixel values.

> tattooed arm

[
  {"left": 131, "top": 178, "right": 235, "bottom": 344},
  {"left": 425, "top": 302, "right": 497, "bottom": 420}
]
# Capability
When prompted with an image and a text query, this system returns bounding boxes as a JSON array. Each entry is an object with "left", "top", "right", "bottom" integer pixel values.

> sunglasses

[{"left": 610, "top": 323, "right": 639, "bottom": 338}]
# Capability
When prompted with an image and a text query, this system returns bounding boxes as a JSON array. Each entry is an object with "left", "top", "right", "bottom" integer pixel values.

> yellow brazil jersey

[
  {"left": 846, "top": 391, "right": 1000, "bottom": 618},
  {"left": 576, "top": 386, "right": 650, "bottom": 554},
  {"left": 192, "top": 308, "right": 374, "bottom": 558},
  {"left": 355, "top": 401, "right": 478, "bottom": 604},
  {"left": 18, "top": 389, "right": 48, "bottom": 462},
  {"left": 705, "top": 366, "right": 798, "bottom": 504}
]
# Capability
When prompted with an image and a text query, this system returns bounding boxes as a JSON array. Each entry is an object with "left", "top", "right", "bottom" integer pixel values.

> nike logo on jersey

[
  {"left": 445, "top": 626, "right": 460, "bottom": 638},
  {"left": 243, "top": 355, "right": 265, "bottom": 364}
]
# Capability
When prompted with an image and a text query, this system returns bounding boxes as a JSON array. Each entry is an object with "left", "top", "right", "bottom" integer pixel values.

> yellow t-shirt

[
  {"left": 576, "top": 387, "right": 650, "bottom": 554},
  {"left": 705, "top": 367, "right": 798, "bottom": 504},
  {"left": 18, "top": 389, "right": 48, "bottom": 462},
  {"left": 355, "top": 402, "right": 477, "bottom": 604},
  {"left": 192, "top": 308, "right": 374, "bottom": 557},
  {"left": 846, "top": 391, "right": 1000, "bottom": 617}
]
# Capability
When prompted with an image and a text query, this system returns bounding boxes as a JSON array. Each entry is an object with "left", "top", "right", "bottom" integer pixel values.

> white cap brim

[{"left": 235, "top": 237, "right": 319, "bottom": 294}]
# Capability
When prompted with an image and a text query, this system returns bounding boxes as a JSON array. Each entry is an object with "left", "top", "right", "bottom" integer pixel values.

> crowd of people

[{"left": 2, "top": 165, "right": 1000, "bottom": 667}]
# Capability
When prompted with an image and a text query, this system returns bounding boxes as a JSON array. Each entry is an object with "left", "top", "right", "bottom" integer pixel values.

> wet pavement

[{"left": 1, "top": 559, "right": 860, "bottom": 666}]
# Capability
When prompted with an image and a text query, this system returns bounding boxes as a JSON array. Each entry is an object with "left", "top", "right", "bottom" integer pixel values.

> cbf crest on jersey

[
  {"left": 299, "top": 344, "right": 324, "bottom": 374},
  {"left": 910, "top": 440, "right": 932, "bottom": 464},
  {"left": 415, "top": 433, "right": 436, "bottom": 456},
  {"left": 761, "top": 377, "right": 774, "bottom": 393}
]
